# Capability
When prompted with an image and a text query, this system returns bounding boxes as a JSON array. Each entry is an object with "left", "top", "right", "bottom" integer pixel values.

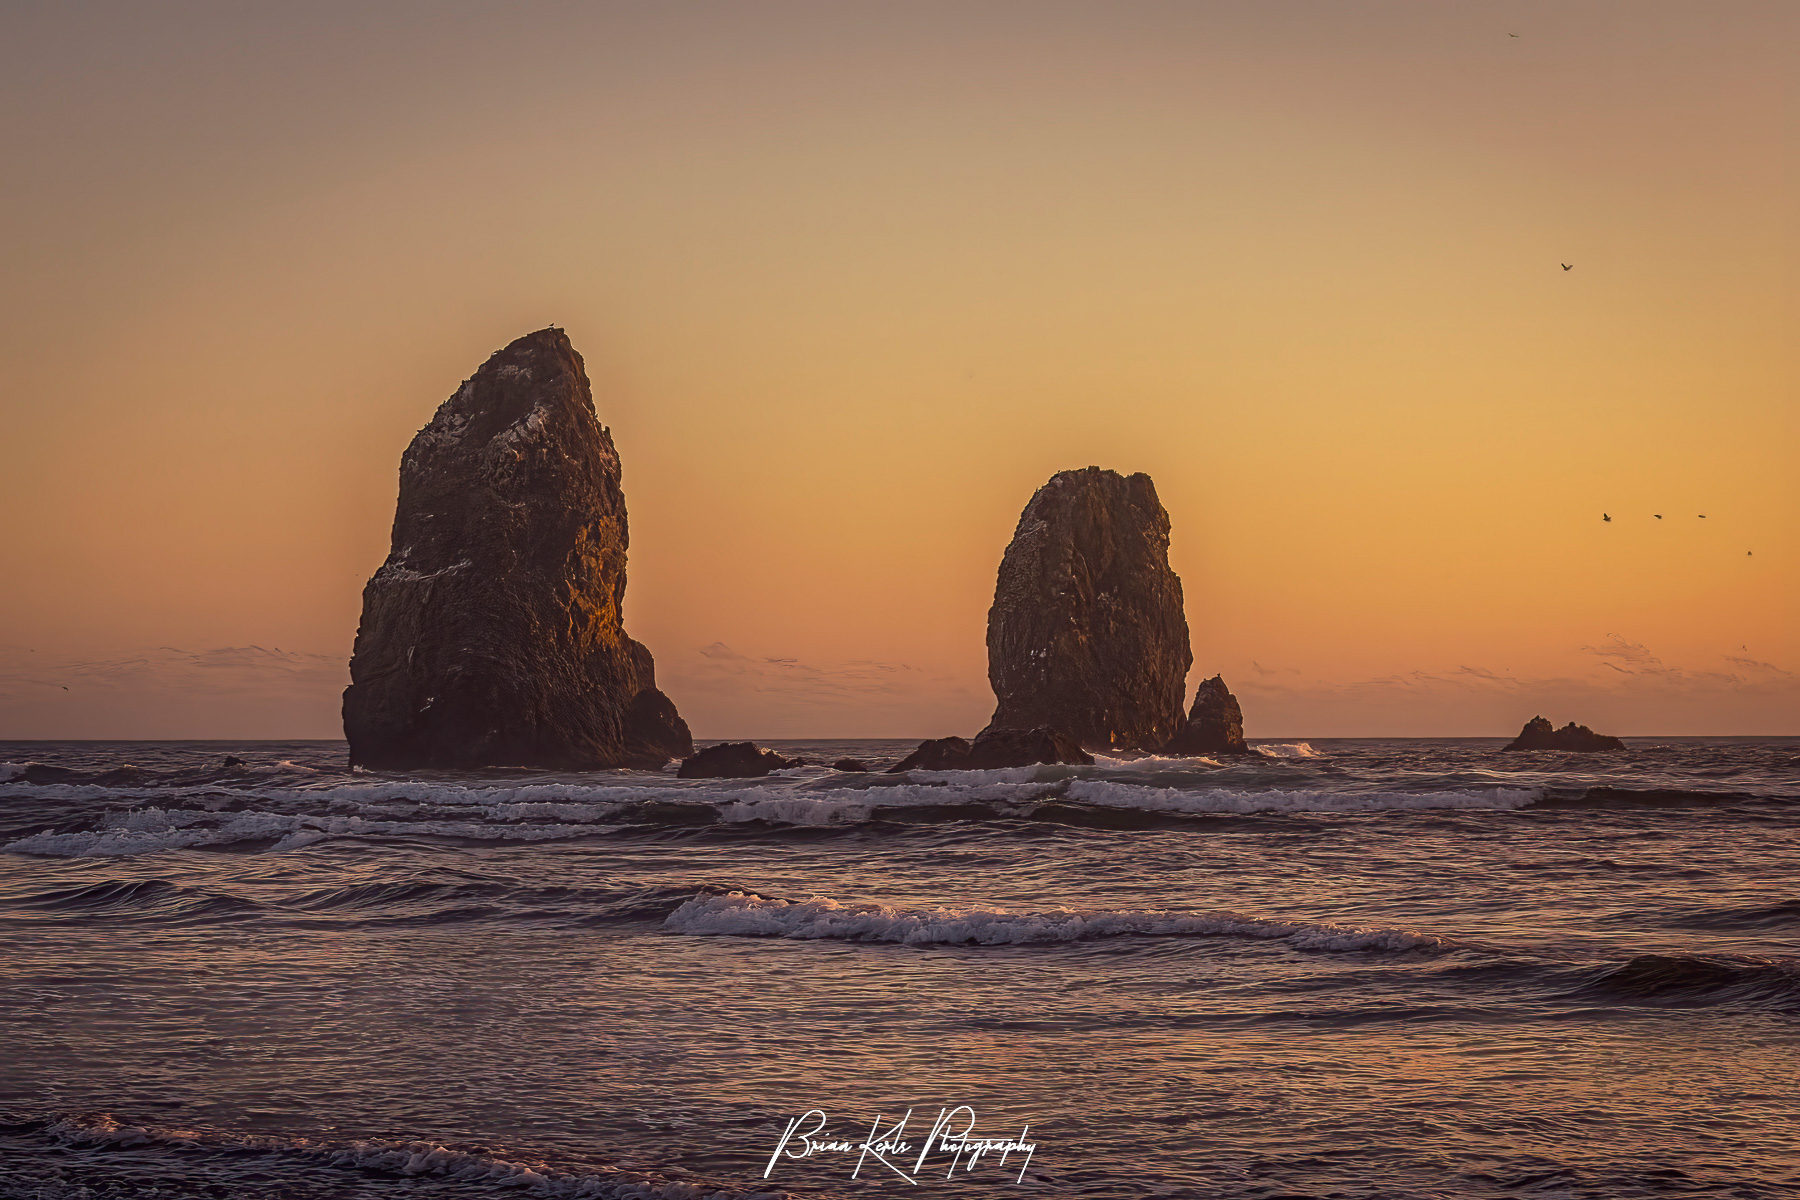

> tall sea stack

[
  {"left": 342, "top": 329, "right": 692, "bottom": 769},
  {"left": 983, "top": 467, "right": 1192, "bottom": 751}
]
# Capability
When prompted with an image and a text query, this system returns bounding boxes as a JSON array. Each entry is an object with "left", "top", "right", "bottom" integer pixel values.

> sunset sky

[{"left": 1, "top": 1, "right": 1793, "bottom": 739}]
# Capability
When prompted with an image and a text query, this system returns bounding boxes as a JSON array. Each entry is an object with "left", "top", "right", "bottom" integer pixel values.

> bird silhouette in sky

[
  {"left": 1699, "top": 514, "right": 1707, "bottom": 518},
  {"left": 1509, "top": 33, "right": 1520, "bottom": 37},
  {"left": 1561, "top": 263, "right": 1574, "bottom": 271},
  {"left": 1654, "top": 514, "right": 1663, "bottom": 519},
  {"left": 1603, "top": 513, "right": 1611, "bottom": 522}
]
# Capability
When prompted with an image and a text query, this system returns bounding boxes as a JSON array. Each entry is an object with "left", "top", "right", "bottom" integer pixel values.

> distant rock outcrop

[
  {"left": 1502, "top": 716, "right": 1626, "bottom": 753},
  {"left": 342, "top": 329, "right": 692, "bottom": 770},
  {"left": 1164, "top": 675, "right": 1253, "bottom": 756},
  {"left": 983, "top": 468, "right": 1192, "bottom": 752},
  {"left": 677, "top": 742, "right": 799, "bottom": 778},
  {"left": 887, "top": 727, "right": 1093, "bottom": 773}
]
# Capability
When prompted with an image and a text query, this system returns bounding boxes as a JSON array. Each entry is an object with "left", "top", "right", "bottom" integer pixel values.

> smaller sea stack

[
  {"left": 1502, "top": 717, "right": 1626, "bottom": 753},
  {"left": 1163, "top": 675, "right": 1253, "bottom": 756}
]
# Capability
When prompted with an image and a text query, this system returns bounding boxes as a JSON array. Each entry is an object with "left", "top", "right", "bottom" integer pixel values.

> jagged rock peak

[
  {"left": 1501, "top": 716, "right": 1626, "bottom": 753},
  {"left": 983, "top": 467, "right": 1192, "bottom": 751},
  {"left": 1164, "top": 675, "right": 1253, "bottom": 755},
  {"left": 342, "top": 328, "right": 691, "bottom": 770}
]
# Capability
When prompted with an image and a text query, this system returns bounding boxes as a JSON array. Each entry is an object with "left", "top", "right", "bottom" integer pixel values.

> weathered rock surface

[
  {"left": 887, "top": 727, "right": 1093, "bottom": 773},
  {"left": 886, "top": 737, "right": 973, "bottom": 774},
  {"left": 1502, "top": 716, "right": 1626, "bottom": 753},
  {"left": 342, "top": 328, "right": 692, "bottom": 770},
  {"left": 1164, "top": 675, "right": 1253, "bottom": 755},
  {"left": 677, "top": 742, "right": 798, "bottom": 778},
  {"left": 983, "top": 467, "right": 1192, "bottom": 751},
  {"left": 968, "top": 726, "right": 1093, "bottom": 769}
]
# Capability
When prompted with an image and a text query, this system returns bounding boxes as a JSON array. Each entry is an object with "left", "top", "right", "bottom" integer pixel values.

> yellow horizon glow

[{"left": 0, "top": 1, "right": 1793, "bottom": 738}]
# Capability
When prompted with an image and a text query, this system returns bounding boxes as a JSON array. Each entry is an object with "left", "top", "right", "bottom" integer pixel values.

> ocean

[{"left": 1, "top": 737, "right": 1796, "bottom": 1199}]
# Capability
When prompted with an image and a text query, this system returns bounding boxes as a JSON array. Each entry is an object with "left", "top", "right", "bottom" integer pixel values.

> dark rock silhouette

[
  {"left": 887, "top": 737, "right": 973, "bottom": 773},
  {"left": 677, "top": 742, "right": 798, "bottom": 778},
  {"left": 1164, "top": 675, "right": 1253, "bottom": 755},
  {"left": 969, "top": 726, "right": 1093, "bottom": 769},
  {"left": 983, "top": 467, "right": 1192, "bottom": 751},
  {"left": 887, "top": 727, "right": 1092, "bottom": 773},
  {"left": 1502, "top": 716, "right": 1626, "bottom": 753},
  {"left": 830, "top": 758, "right": 870, "bottom": 772},
  {"left": 342, "top": 329, "right": 692, "bottom": 770}
]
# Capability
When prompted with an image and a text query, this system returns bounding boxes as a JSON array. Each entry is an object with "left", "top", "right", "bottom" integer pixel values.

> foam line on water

[
  {"left": 665, "top": 891, "right": 1468, "bottom": 953},
  {"left": 1065, "top": 780, "right": 1541, "bottom": 814},
  {"left": 40, "top": 1112, "right": 794, "bottom": 1200}
]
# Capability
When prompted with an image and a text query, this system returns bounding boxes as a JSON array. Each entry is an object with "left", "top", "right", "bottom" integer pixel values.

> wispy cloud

[{"left": 1232, "top": 638, "right": 1798, "bottom": 735}]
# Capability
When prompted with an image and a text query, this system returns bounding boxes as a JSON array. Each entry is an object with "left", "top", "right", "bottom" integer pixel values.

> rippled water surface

[{"left": 2, "top": 737, "right": 1797, "bottom": 1198}]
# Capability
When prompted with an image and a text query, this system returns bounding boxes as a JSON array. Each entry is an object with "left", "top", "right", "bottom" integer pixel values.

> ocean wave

[
  {"left": 0, "top": 807, "right": 636, "bottom": 858},
  {"left": 1571, "top": 954, "right": 1800, "bottom": 1010},
  {"left": 1064, "top": 781, "right": 1542, "bottom": 814},
  {"left": 664, "top": 891, "right": 1466, "bottom": 953},
  {"left": 36, "top": 1112, "right": 798, "bottom": 1200}
]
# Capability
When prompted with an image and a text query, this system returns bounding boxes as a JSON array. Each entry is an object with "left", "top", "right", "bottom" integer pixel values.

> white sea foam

[
  {"left": 0, "top": 762, "right": 26, "bottom": 782},
  {"left": 1, "top": 808, "right": 634, "bottom": 858},
  {"left": 665, "top": 891, "right": 1464, "bottom": 953},
  {"left": 43, "top": 1112, "right": 784, "bottom": 1200},
  {"left": 1064, "top": 780, "right": 1541, "bottom": 815},
  {"left": 1255, "top": 742, "right": 1321, "bottom": 758},
  {"left": 1089, "top": 752, "right": 1224, "bottom": 769}
]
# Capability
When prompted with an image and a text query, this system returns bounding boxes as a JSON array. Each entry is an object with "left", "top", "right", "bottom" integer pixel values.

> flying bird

[
  {"left": 1654, "top": 514, "right": 1663, "bottom": 519},
  {"left": 1561, "top": 263, "right": 1573, "bottom": 271},
  {"left": 1602, "top": 513, "right": 1611, "bottom": 521},
  {"left": 1699, "top": 514, "right": 1706, "bottom": 518},
  {"left": 1509, "top": 32, "right": 1520, "bottom": 37}
]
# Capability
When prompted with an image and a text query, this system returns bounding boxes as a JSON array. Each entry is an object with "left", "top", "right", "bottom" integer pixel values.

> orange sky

[{"left": 1, "top": 1, "right": 1793, "bottom": 739}]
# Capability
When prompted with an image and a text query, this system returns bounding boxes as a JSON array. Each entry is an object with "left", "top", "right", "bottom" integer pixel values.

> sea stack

[
  {"left": 1164, "top": 675, "right": 1253, "bottom": 755},
  {"left": 982, "top": 467, "right": 1192, "bottom": 752},
  {"left": 1502, "top": 717, "right": 1626, "bottom": 753},
  {"left": 342, "top": 329, "right": 692, "bottom": 769}
]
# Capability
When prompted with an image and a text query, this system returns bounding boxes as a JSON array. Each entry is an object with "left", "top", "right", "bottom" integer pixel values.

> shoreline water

[{"left": 3, "top": 736, "right": 1796, "bottom": 1197}]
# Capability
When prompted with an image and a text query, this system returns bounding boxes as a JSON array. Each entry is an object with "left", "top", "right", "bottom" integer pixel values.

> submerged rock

[
  {"left": 1163, "top": 675, "right": 1253, "bottom": 756},
  {"left": 887, "top": 728, "right": 1092, "bottom": 773},
  {"left": 342, "top": 328, "right": 692, "bottom": 770},
  {"left": 829, "top": 758, "right": 870, "bottom": 773},
  {"left": 982, "top": 467, "right": 1192, "bottom": 752},
  {"left": 1502, "top": 716, "right": 1626, "bottom": 753},
  {"left": 677, "top": 742, "right": 799, "bottom": 779}
]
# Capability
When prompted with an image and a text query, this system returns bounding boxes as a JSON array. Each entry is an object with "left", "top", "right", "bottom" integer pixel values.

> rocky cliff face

[
  {"left": 1502, "top": 716, "right": 1626, "bottom": 753},
  {"left": 342, "top": 329, "right": 691, "bottom": 769},
  {"left": 1164, "top": 675, "right": 1252, "bottom": 755},
  {"left": 983, "top": 468, "right": 1192, "bottom": 752}
]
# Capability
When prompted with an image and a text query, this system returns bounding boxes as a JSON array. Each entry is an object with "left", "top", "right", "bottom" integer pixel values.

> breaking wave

[
  {"left": 663, "top": 891, "right": 1468, "bottom": 953},
  {"left": 30, "top": 1111, "right": 797, "bottom": 1200}
]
